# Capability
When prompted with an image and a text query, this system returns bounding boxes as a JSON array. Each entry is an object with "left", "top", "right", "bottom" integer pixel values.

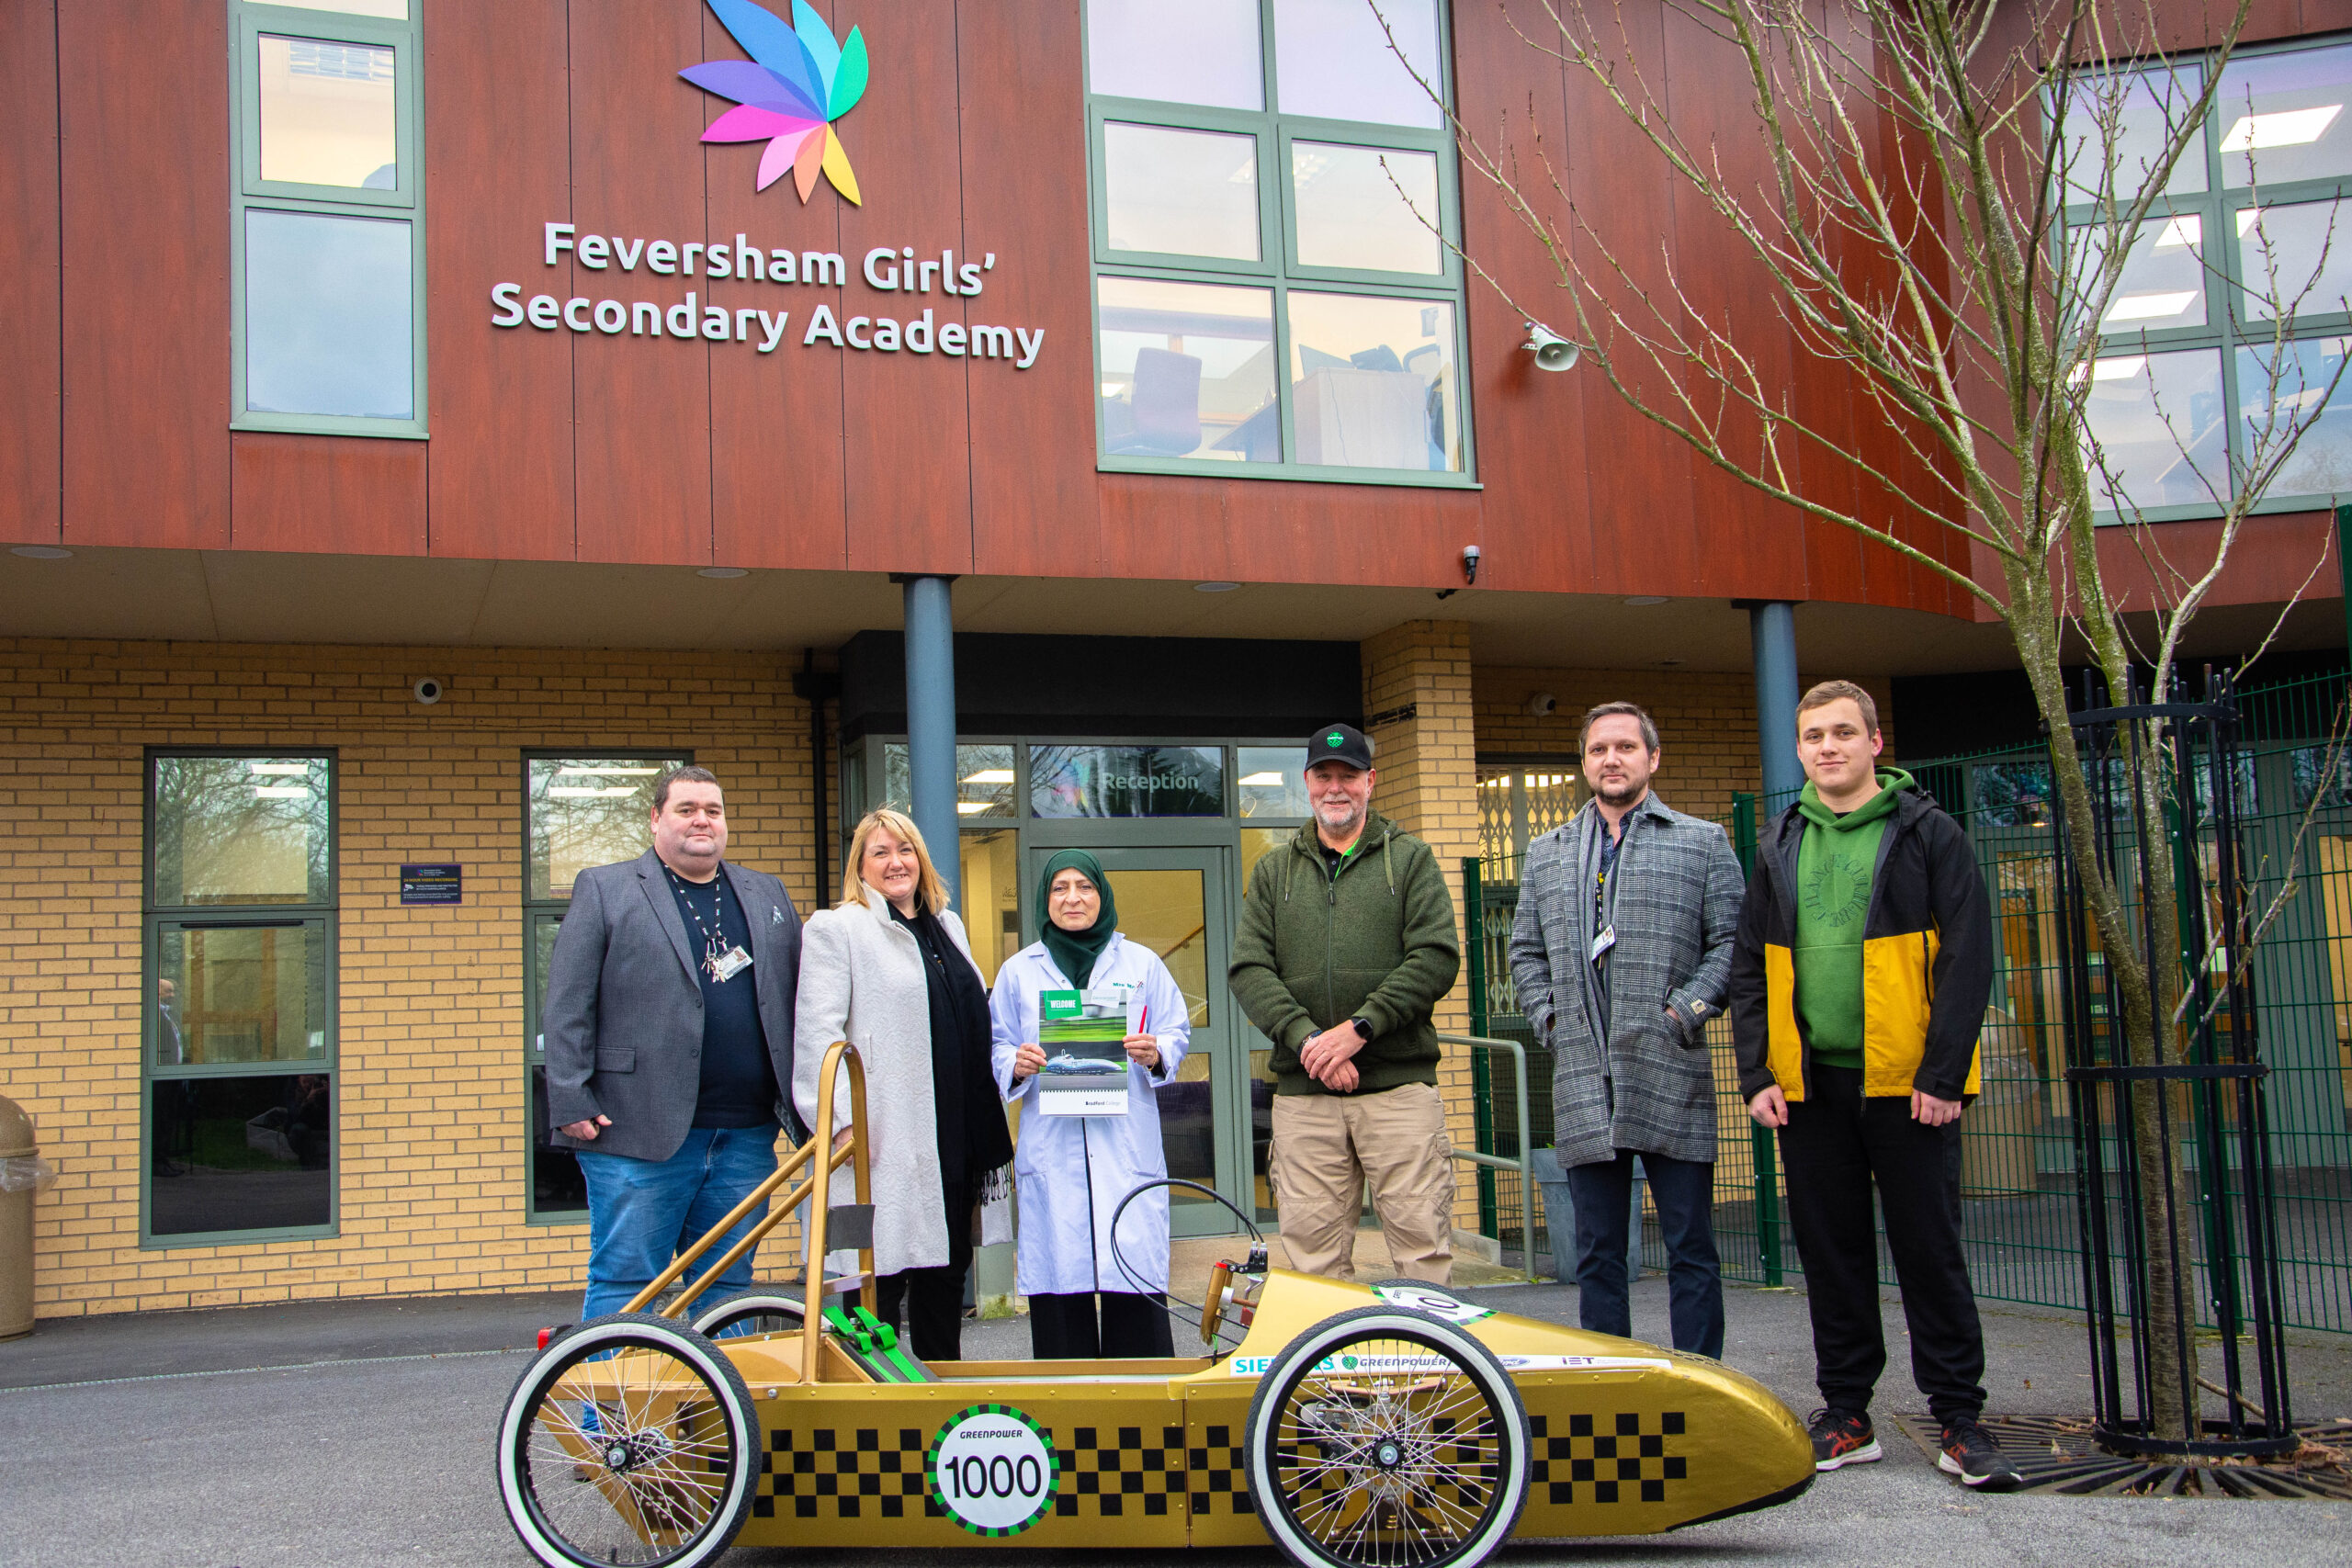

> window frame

[
  {"left": 228, "top": 0, "right": 428, "bottom": 439},
  {"left": 1083, "top": 0, "right": 1478, "bottom": 488},
  {"left": 141, "top": 746, "right": 340, "bottom": 1248},
  {"left": 2063, "top": 34, "right": 2352, "bottom": 522},
  {"left": 519, "top": 749, "right": 692, "bottom": 1225}
]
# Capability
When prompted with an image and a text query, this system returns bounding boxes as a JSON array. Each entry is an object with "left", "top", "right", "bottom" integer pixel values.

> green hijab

[{"left": 1037, "top": 849, "right": 1118, "bottom": 989}]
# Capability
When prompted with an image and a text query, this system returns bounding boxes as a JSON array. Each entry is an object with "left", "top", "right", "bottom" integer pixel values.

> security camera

[
  {"left": 1523, "top": 321, "right": 1580, "bottom": 372},
  {"left": 1462, "top": 544, "right": 1482, "bottom": 585},
  {"left": 1526, "top": 692, "right": 1557, "bottom": 717},
  {"left": 412, "top": 676, "right": 446, "bottom": 705}
]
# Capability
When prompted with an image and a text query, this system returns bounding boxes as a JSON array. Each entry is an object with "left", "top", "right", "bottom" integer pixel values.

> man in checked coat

[{"left": 1509, "top": 702, "right": 1747, "bottom": 1357}]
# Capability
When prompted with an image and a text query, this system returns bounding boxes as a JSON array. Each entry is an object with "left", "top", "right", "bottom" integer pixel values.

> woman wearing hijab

[
  {"left": 795, "top": 807, "right": 1014, "bottom": 1361},
  {"left": 989, "top": 850, "right": 1191, "bottom": 1359}
]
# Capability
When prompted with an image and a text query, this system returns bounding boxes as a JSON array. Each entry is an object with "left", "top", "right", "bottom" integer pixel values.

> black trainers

[
  {"left": 1939, "top": 1417, "right": 2023, "bottom": 1491},
  {"left": 1807, "top": 1407, "right": 1882, "bottom": 1471}
]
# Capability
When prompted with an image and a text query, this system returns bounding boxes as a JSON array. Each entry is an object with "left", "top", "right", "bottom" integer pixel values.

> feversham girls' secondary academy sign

[{"left": 483, "top": 0, "right": 1046, "bottom": 370}]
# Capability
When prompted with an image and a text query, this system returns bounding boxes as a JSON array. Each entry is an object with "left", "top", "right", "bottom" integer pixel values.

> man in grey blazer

[
  {"left": 544, "top": 765, "right": 802, "bottom": 1321},
  {"left": 1509, "top": 703, "right": 1744, "bottom": 1357}
]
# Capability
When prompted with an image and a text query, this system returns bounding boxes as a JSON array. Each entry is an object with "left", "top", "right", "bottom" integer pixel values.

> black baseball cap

[{"left": 1306, "top": 722, "right": 1374, "bottom": 772}]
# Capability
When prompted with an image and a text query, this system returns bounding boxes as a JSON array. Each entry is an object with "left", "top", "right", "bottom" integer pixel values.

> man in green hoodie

[
  {"left": 1228, "top": 723, "right": 1463, "bottom": 1283},
  {"left": 1729, "top": 682, "right": 2019, "bottom": 1492}
]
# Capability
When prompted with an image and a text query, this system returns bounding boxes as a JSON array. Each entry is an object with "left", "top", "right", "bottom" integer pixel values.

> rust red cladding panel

[
  {"left": 426, "top": 0, "right": 577, "bottom": 560},
  {"left": 0, "top": 0, "right": 61, "bottom": 546},
  {"left": 233, "top": 433, "right": 425, "bottom": 556},
  {"left": 60, "top": 0, "right": 230, "bottom": 548}
]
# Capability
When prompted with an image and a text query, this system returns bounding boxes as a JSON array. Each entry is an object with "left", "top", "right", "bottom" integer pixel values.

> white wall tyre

[
  {"left": 497, "top": 1311, "right": 760, "bottom": 1568},
  {"left": 1244, "top": 1304, "right": 1531, "bottom": 1568},
  {"left": 688, "top": 1290, "right": 807, "bottom": 1340}
]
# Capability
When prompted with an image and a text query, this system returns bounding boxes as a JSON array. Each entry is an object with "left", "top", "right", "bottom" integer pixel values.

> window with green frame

[
  {"left": 145, "top": 751, "right": 337, "bottom": 1245},
  {"left": 2064, "top": 37, "right": 2352, "bottom": 519},
  {"left": 522, "top": 752, "right": 689, "bottom": 1222},
  {"left": 229, "top": 0, "right": 426, "bottom": 437},
  {"left": 1084, "top": 0, "right": 1472, "bottom": 484}
]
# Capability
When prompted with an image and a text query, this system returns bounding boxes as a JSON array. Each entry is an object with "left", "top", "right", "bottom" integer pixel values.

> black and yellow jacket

[{"left": 1728, "top": 783, "right": 1992, "bottom": 1102}]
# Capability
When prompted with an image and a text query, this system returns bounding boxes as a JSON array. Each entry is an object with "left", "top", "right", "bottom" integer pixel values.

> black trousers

[
  {"left": 1778, "top": 1065, "right": 1987, "bottom": 1424},
  {"left": 1028, "top": 1291, "right": 1176, "bottom": 1359},
  {"left": 873, "top": 1179, "right": 973, "bottom": 1362},
  {"left": 1563, "top": 1149, "right": 1724, "bottom": 1359}
]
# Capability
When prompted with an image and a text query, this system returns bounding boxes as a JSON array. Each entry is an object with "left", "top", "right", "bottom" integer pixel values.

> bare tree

[{"left": 1385, "top": 0, "right": 2349, "bottom": 1439}]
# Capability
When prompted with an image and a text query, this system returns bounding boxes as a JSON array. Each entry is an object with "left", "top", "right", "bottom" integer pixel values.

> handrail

[{"left": 1438, "top": 1031, "right": 1536, "bottom": 1284}]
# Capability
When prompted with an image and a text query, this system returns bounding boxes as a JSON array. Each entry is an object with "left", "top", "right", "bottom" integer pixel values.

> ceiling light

[
  {"left": 2092, "top": 355, "right": 2148, "bottom": 380},
  {"left": 548, "top": 786, "right": 638, "bottom": 798},
  {"left": 961, "top": 769, "right": 1014, "bottom": 784},
  {"left": 9, "top": 545, "right": 70, "bottom": 560},
  {"left": 1623, "top": 595, "right": 1668, "bottom": 606},
  {"left": 956, "top": 801, "right": 992, "bottom": 815},
  {"left": 2152, "top": 214, "right": 2201, "bottom": 248},
  {"left": 558, "top": 766, "right": 660, "bottom": 776},
  {"left": 1239, "top": 772, "right": 1286, "bottom": 786},
  {"left": 252, "top": 786, "right": 311, "bottom": 799},
  {"left": 2105, "top": 290, "right": 2199, "bottom": 321},
  {"left": 1101, "top": 382, "right": 1125, "bottom": 397},
  {"left": 247, "top": 762, "right": 311, "bottom": 775},
  {"left": 1194, "top": 581, "right": 1240, "bottom": 592},
  {"left": 2238, "top": 207, "right": 2267, "bottom": 236},
  {"left": 697, "top": 566, "right": 748, "bottom": 579},
  {"left": 2220, "top": 105, "right": 2342, "bottom": 152}
]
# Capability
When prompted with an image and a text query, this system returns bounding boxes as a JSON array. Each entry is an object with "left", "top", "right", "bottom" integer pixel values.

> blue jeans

[
  {"left": 1564, "top": 1149, "right": 1724, "bottom": 1359},
  {"left": 577, "top": 1122, "right": 778, "bottom": 1322}
]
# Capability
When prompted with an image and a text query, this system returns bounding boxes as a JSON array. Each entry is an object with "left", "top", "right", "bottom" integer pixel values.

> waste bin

[
  {"left": 1530, "top": 1147, "right": 1643, "bottom": 1285},
  {"left": 0, "top": 1094, "right": 57, "bottom": 1341}
]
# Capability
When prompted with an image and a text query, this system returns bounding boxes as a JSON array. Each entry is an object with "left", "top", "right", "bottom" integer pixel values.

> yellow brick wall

[
  {"left": 0, "top": 637, "right": 825, "bottom": 1316},
  {"left": 1356, "top": 622, "right": 1488, "bottom": 1235}
]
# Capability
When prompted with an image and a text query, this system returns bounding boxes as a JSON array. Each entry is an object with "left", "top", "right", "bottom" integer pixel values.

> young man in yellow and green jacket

[{"left": 1728, "top": 681, "right": 2019, "bottom": 1492}]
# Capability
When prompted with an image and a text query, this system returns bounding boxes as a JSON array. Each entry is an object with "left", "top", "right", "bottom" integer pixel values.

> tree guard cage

[{"left": 2053, "top": 667, "right": 2296, "bottom": 1460}]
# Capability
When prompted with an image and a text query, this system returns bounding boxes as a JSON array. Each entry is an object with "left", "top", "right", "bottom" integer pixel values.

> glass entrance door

[{"left": 1023, "top": 844, "right": 1239, "bottom": 1237}]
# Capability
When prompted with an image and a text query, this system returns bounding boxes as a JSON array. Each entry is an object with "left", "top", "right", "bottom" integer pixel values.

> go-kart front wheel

[
  {"left": 1244, "top": 1304, "right": 1530, "bottom": 1568},
  {"left": 497, "top": 1311, "right": 760, "bottom": 1568}
]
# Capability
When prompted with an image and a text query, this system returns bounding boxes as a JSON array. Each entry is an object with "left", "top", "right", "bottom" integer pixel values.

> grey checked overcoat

[{"left": 1508, "top": 793, "right": 1746, "bottom": 1168}]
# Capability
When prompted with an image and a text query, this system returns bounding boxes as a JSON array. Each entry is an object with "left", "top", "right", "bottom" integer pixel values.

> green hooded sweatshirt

[
  {"left": 1792, "top": 768, "right": 1912, "bottom": 1070},
  {"left": 1227, "top": 809, "right": 1463, "bottom": 1096}
]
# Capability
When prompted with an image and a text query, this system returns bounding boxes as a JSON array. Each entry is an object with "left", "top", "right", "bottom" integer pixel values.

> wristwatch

[{"left": 1351, "top": 1016, "right": 1374, "bottom": 1041}]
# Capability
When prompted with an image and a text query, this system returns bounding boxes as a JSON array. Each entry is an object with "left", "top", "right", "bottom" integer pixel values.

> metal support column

[
  {"left": 900, "top": 574, "right": 961, "bottom": 911},
  {"left": 1747, "top": 600, "right": 1804, "bottom": 805}
]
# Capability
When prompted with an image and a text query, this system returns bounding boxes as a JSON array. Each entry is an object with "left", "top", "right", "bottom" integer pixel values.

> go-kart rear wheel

[
  {"left": 1245, "top": 1304, "right": 1529, "bottom": 1568},
  {"left": 688, "top": 1290, "right": 807, "bottom": 1340},
  {"left": 497, "top": 1311, "right": 759, "bottom": 1568}
]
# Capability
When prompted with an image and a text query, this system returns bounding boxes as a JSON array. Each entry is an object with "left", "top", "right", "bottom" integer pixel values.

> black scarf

[{"left": 892, "top": 903, "right": 1015, "bottom": 1188}]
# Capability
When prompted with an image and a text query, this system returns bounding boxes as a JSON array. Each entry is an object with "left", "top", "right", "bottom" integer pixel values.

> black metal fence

[{"left": 1461, "top": 669, "right": 2352, "bottom": 1335}]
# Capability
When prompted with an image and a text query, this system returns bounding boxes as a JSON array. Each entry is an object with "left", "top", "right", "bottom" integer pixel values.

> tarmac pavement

[{"left": 2, "top": 1276, "right": 2346, "bottom": 1568}]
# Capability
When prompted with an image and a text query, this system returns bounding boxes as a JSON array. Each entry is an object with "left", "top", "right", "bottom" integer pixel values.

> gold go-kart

[{"left": 496, "top": 1041, "right": 1815, "bottom": 1568}]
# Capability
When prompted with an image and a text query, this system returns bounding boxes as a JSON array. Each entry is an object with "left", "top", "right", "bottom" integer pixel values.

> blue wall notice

[{"left": 400, "top": 863, "right": 462, "bottom": 905}]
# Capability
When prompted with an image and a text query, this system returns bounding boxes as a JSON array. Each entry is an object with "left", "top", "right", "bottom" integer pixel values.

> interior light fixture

[
  {"left": 960, "top": 769, "right": 1015, "bottom": 784},
  {"left": 2152, "top": 214, "right": 2202, "bottom": 248},
  {"left": 1194, "top": 581, "right": 1240, "bottom": 592},
  {"left": 2105, "top": 291, "right": 2199, "bottom": 321},
  {"left": 558, "top": 766, "right": 661, "bottom": 776},
  {"left": 1623, "top": 595, "right": 1668, "bottom": 606},
  {"left": 1238, "top": 772, "right": 1286, "bottom": 786},
  {"left": 9, "top": 545, "right": 71, "bottom": 560},
  {"left": 548, "top": 786, "right": 638, "bottom": 798},
  {"left": 1101, "top": 382, "right": 1125, "bottom": 398},
  {"left": 247, "top": 762, "right": 311, "bottom": 775},
  {"left": 2220, "top": 104, "right": 2343, "bottom": 152},
  {"left": 696, "top": 566, "right": 748, "bottom": 579},
  {"left": 2238, "top": 207, "right": 2267, "bottom": 236},
  {"left": 252, "top": 786, "right": 311, "bottom": 800},
  {"left": 955, "top": 801, "right": 992, "bottom": 815},
  {"left": 2092, "top": 355, "right": 2149, "bottom": 381}
]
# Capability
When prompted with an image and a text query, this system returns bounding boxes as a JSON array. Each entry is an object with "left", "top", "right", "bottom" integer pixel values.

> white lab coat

[{"left": 989, "top": 934, "right": 1191, "bottom": 1296}]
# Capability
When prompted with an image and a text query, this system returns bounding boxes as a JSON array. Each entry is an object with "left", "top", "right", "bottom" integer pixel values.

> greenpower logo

[{"left": 1327, "top": 731, "right": 1345, "bottom": 748}]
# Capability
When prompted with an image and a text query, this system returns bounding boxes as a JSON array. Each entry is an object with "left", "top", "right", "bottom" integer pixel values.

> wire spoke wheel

[
  {"left": 1247, "top": 1306, "right": 1529, "bottom": 1568},
  {"left": 498, "top": 1312, "right": 759, "bottom": 1568},
  {"left": 689, "top": 1290, "right": 807, "bottom": 1341}
]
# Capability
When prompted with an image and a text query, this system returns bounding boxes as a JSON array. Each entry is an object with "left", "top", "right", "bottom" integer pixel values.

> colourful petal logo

[{"left": 682, "top": 0, "right": 866, "bottom": 205}]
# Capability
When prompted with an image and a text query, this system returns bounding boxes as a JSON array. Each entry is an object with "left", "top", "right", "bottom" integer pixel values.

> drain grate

[{"left": 1890, "top": 1413, "right": 2352, "bottom": 1498}]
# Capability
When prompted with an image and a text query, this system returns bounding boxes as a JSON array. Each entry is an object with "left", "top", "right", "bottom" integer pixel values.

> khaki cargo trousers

[{"left": 1269, "top": 1080, "right": 1453, "bottom": 1284}]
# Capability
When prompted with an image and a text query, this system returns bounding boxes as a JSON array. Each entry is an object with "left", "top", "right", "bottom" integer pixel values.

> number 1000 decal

[{"left": 924, "top": 1404, "right": 1060, "bottom": 1536}]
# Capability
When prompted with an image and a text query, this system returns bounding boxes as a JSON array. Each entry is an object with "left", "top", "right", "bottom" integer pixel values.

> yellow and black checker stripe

[
  {"left": 1049, "top": 1425, "right": 1188, "bottom": 1518},
  {"left": 754, "top": 1427, "right": 941, "bottom": 1520},
  {"left": 1188, "top": 1424, "right": 1256, "bottom": 1517},
  {"left": 1528, "top": 1411, "right": 1688, "bottom": 1505}
]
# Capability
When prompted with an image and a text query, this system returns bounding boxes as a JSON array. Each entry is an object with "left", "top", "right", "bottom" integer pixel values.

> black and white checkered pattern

[{"left": 1528, "top": 1411, "right": 1688, "bottom": 1505}]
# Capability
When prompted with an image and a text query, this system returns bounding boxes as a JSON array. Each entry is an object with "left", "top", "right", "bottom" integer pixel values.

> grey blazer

[
  {"left": 1507, "top": 793, "right": 1745, "bottom": 1168},
  {"left": 543, "top": 848, "right": 802, "bottom": 1163}
]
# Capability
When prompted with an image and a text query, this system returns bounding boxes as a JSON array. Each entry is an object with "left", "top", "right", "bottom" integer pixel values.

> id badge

[
  {"left": 1589, "top": 925, "right": 1616, "bottom": 963},
  {"left": 710, "top": 945, "right": 752, "bottom": 983}
]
